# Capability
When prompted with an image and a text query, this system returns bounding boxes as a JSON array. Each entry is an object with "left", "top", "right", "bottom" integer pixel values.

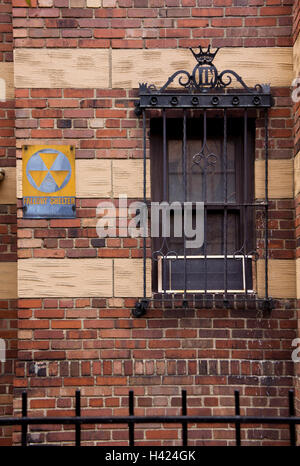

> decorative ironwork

[
  {"left": 139, "top": 45, "right": 270, "bottom": 93},
  {"left": 133, "top": 45, "right": 273, "bottom": 317},
  {"left": 135, "top": 45, "right": 273, "bottom": 114},
  {"left": 152, "top": 237, "right": 179, "bottom": 262},
  {"left": 192, "top": 150, "right": 217, "bottom": 172},
  {"left": 191, "top": 115, "right": 218, "bottom": 173}
]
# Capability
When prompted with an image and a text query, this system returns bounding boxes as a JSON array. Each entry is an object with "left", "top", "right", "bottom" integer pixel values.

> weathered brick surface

[
  {"left": 293, "top": 0, "right": 300, "bottom": 44},
  {"left": 11, "top": 0, "right": 293, "bottom": 48},
  {"left": 15, "top": 91, "right": 294, "bottom": 267},
  {"left": 13, "top": 89, "right": 298, "bottom": 444},
  {"left": 1, "top": 0, "right": 297, "bottom": 447},
  {"left": 0, "top": 299, "right": 17, "bottom": 446},
  {"left": 0, "top": 0, "right": 15, "bottom": 167},
  {"left": 13, "top": 298, "right": 297, "bottom": 446},
  {"left": 0, "top": 0, "right": 16, "bottom": 447},
  {"left": 293, "top": 0, "right": 300, "bottom": 445},
  {"left": 0, "top": 205, "right": 16, "bottom": 261}
]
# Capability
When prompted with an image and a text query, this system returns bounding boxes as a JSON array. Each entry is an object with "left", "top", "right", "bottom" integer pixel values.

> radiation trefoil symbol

[{"left": 26, "top": 148, "right": 72, "bottom": 194}]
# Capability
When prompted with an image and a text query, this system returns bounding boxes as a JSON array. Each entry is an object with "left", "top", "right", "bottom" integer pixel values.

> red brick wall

[
  {"left": 14, "top": 298, "right": 296, "bottom": 446},
  {"left": 0, "top": 0, "right": 16, "bottom": 447},
  {"left": 11, "top": 0, "right": 293, "bottom": 49},
  {"left": 9, "top": 0, "right": 298, "bottom": 447},
  {"left": 15, "top": 91, "right": 294, "bottom": 257},
  {"left": 13, "top": 89, "right": 298, "bottom": 446},
  {"left": 293, "top": 0, "right": 300, "bottom": 44},
  {"left": 293, "top": 0, "right": 300, "bottom": 444},
  {"left": 295, "top": 189, "right": 300, "bottom": 444}
]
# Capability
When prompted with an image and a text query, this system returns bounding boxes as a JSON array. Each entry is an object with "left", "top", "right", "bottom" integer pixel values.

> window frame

[
  {"left": 150, "top": 115, "right": 256, "bottom": 294},
  {"left": 133, "top": 45, "right": 273, "bottom": 316}
]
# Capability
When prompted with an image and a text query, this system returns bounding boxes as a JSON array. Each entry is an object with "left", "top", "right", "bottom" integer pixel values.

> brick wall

[
  {"left": 11, "top": 0, "right": 293, "bottom": 49},
  {"left": 293, "top": 0, "right": 300, "bottom": 44},
  {"left": 4, "top": 0, "right": 298, "bottom": 446},
  {"left": 0, "top": 0, "right": 16, "bottom": 446},
  {"left": 293, "top": 0, "right": 300, "bottom": 444},
  {"left": 13, "top": 298, "right": 296, "bottom": 446}
]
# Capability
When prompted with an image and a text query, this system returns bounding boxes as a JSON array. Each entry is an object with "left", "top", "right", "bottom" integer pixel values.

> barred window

[
  {"left": 150, "top": 114, "right": 255, "bottom": 294},
  {"left": 133, "top": 45, "right": 273, "bottom": 316}
]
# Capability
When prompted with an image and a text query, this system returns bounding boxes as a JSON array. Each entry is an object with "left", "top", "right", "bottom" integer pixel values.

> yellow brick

[
  {"left": 76, "top": 160, "right": 111, "bottom": 198},
  {"left": 17, "top": 239, "right": 43, "bottom": 249},
  {"left": 17, "top": 159, "right": 112, "bottom": 199},
  {"left": 293, "top": 30, "right": 300, "bottom": 78},
  {"left": 112, "top": 159, "right": 150, "bottom": 198},
  {"left": 86, "top": 0, "right": 101, "bottom": 6},
  {"left": 70, "top": 0, "right": 85, "bottom": 5},
  {"left": 0, "top": 263, "right": 17, "bottom": 299},
  {"left": 0, "top": 167, "right": 16, "bottom": 204},
  {"left": 256, "top": 259, "right": 296, "bottom": 298},
  {"left": 89, "top": 118, "right": 104, "bottom": 128},
  {"left": 14, "top": 49, "right": 109, "bottom": 88},
  {"left": 18, "top": 259, "right": 113, "bottom": 298},
  {"left": 255, "top": 159, "right": 293, "bottom": 199},
  {"left": 18, "top": 330, "right": 33, "bottom": 340},
  {"left": 114, "top": 258, "right": 151, "bottom": 297},
  {"left": 295, "top": 151, "right": 300, "bottom": 197},
  {"left": 297, "top": 258, "right": 300, "bottom": 300},
  {"left": 112, "top": 47, "right": 293, "bottom": 89},
  {"left": 0, "top": 63, "right": 14, "bottom": 100}
]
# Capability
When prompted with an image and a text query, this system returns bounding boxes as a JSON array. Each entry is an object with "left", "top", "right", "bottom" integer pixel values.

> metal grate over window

[{"left": 133, "top": 46, "right": 273, "bottom": 317}]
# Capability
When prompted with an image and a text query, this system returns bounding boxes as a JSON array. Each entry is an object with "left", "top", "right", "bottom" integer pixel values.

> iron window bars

[{"left": 133, "top": 45, "right": 273, "bottom": 317}]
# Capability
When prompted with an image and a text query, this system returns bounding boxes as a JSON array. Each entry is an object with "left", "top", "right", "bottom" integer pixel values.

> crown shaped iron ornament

[
  {"left": 137, "top": 44, "right": 271, "bottom": 98},
  {"left": 189, "top": 45, "right": 220, "bottom": 65}
]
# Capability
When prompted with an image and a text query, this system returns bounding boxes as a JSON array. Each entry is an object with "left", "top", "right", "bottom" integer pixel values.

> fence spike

[
  {"left": 75, "top": 390, "right": 81, "bottom": 447},
  {"left": 234, "top": 390, "right": 241, "bottom": 447},
  {"left": 129, "top": 390, "right": 134, "bottom": 447},
  {"left": 289, "top": 390, "right": 296, "bottom": 447},
  {"left": 182, "top": 390, "right": 187, "bottom": 446},
  {"left": 21, "top": 391, "right": 27, "bottom": 447}
]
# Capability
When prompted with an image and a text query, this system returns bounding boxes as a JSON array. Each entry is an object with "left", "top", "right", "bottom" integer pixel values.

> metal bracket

[
  {"left": 262, "top": 297, "right": 273, "bottom": 313},
  {"left": 138, "top": 92, "right": 273, "bottom": 109},
  {"left": 134, "top": 100, "right": 142, "bottom": 117},
  {"left": 132, "top": 299, "right": 149, "bottom": 318}
]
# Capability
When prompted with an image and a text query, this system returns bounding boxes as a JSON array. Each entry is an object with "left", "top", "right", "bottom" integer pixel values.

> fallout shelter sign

[{"left": 22, "top": 145, "right": 76, "bottom": 218}]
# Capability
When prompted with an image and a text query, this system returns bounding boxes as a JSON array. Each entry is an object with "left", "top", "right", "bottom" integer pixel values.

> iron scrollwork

[
  {"left": 135, "top": 45, "right": 273, "bottom": 114},
  {"left": 141, "top": 45, "right": 268, "bottom": 94},
  {"left": 133, "top": 45, "right": 273, "bottom": 316}
]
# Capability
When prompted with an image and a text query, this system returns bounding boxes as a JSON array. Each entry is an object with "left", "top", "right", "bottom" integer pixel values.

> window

[
  {"left": 133, "top": 45, "right": 272, "bottom": 315},
  {"left": 150, "top": 113, "right": 255, "bottom": 294}
]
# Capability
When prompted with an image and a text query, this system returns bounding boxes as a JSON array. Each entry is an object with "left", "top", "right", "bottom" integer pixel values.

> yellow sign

[{"left": 22, "top": 145, "right": 76, "bottom": 218}]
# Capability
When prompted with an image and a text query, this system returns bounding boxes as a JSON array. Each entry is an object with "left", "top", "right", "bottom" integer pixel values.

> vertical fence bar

[
  {"left": 223, "top": 108, "right": 228, "bottom": 296},
  {"left": 163, "top": 108, "right": 167, "bottom": 294},
  {"left": 183, "top": 110, "right": 187, "bottom": 297},
  {"left": 243, "top": 109, "right": 248, "bottom": 297},
  {"left": 143, "top": 109, "right": 147, "bottom": 299},
  {"left": 234, "top": 390, "right": 241, "bottom": 447},
  {"left": 264, "top": 108, "right": 269, "bottom": 299},
  {"left": 182, "top": 390, "right": 187, "bottom": 446},
  {"left": 289, "top": 390, "right": 296, "bottom": 447},
  {"left": 203, "top": 110, "right": 208, "bottom": 294},
  {"left": 75, "top": 390, "right": 81, "bottom": 447},
  {"left": 21, "top": 391, "right": 27, "bottom": 447},
  {"left": 129, "top": 390, "right": 135, "bottom": 447}
]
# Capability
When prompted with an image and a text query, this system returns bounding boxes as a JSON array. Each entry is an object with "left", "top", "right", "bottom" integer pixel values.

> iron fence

[{"left": 0, "top": 390, "right": 299, "bottom": 447}]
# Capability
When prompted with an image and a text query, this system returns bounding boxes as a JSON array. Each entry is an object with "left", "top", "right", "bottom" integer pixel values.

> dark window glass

[{"left": 150, "top": 116, "right": 255, "bottom": 293}]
